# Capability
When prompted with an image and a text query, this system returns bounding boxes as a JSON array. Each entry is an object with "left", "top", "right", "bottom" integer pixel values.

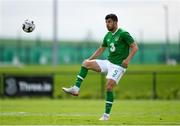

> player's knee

[
  {"left": 106, "top": 84, "right": 113, "bottom": 91},
  {"left": 106, "top": 80, "right": 116, "bottom": 91},
  {"left": 82, "top": 60, "right": 90, "bottom": 69}
]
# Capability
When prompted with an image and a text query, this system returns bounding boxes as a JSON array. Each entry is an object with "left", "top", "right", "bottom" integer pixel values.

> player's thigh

[
  {"left": 106, "top": 64, "right": 126, "bottom": 84},
  {"left": 83, "top": 59, "right": 101, "bottom": 72},
  {"left": 95, "top": 59, "right": 109, "bottom": 73}
]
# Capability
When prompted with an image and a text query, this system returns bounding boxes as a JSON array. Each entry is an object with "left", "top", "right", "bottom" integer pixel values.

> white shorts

[{"left": 95, "top": 59, "right": 126, "bottom": 84}]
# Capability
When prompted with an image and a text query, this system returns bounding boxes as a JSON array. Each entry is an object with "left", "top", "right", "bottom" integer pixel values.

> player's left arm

[{"left": 122, "top": 42, "right": 138, "bottom": 67}]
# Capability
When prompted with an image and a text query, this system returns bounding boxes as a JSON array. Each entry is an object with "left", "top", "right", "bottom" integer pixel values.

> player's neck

[{"left": 112, "top": 27, "right": 118, "bottom": 35}]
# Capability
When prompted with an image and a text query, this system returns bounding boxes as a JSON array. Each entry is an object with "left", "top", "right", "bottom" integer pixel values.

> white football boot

[
  {"left": 62, "top": 86, "right": 79, "bottom": 96},
  {"left": 99, "top": 113, "right": 110, "bottom": 121}
]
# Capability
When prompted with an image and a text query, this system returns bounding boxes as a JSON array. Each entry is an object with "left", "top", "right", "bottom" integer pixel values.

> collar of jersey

[{"left": 112, "top": 28, "right": 119, "bottom": 35}]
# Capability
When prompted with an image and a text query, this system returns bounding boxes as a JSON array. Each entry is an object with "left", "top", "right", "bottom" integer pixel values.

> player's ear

[{"left": 114, "top": 21, "right": 118, "bottom": 25}]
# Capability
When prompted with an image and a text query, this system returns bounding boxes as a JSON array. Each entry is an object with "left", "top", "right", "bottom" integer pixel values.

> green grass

[
  {"left": 0, "top": 99, "right": 180, "bottom": 125},
  {"left": 0, "top": 64, "right": 180, "bottom": 99}
]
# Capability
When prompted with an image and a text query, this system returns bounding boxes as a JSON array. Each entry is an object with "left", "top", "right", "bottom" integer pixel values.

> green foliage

[{"left": 0, "top": 38, "right": 180, "bottom": 64}]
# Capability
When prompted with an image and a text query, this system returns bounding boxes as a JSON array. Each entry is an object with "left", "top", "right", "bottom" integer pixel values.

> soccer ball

[{"left": 22, "top": 19, "right": 35, "bottom": 33}]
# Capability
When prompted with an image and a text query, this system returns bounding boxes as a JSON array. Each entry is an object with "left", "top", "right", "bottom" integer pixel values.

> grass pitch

[{"left": 0, "top": 99, "right": 180, "bottom": 125}]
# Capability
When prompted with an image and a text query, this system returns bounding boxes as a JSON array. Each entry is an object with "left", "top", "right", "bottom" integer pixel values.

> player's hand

[{"left": 122, "top": 59, "right": 129, "bottom": 68}]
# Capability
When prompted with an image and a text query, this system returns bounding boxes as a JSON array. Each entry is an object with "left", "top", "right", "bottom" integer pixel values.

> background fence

[
  {"left": 57, "top": 71, "right": 180, "bottom": 99},
  {"left": 0, "top": 69, "right": 180, "bottom": 99}
]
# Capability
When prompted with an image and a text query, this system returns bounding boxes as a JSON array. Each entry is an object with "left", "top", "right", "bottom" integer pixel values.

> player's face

[{"left": 105, "top": 18, "right": 117, "bottom": 32}]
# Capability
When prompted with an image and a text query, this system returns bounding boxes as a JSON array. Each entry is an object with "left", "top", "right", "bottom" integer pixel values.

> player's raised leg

[{"left": 62, "top": 59, "right": 101, "bottom": 96}]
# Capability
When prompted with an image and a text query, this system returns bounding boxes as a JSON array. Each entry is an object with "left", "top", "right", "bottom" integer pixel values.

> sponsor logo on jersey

[{"left": 115, "top": 36, "right": 119, "bottom": 41}]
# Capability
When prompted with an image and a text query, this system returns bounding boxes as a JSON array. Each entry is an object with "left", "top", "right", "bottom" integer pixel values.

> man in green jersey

[{"left": 62, "top": 14, "right": 138, "bottom": 120}]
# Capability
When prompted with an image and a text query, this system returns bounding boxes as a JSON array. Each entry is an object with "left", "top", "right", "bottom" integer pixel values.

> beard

[{"left": 107, "top": 26, "right": 115, "bottom": 32}]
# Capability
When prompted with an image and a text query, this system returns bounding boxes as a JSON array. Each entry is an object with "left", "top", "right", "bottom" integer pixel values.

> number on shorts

[{"left": 112, "top": 69, "right": 118, "bottom": 77}]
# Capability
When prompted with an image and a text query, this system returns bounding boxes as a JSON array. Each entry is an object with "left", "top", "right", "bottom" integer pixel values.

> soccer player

[{"left": 62, "top": 14, "right": 138, "bottom": 120}]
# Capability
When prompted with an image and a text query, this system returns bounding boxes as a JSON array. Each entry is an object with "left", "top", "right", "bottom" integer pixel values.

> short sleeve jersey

[{"left": 102, "top": 28, "right": 134, "bottom": 66}]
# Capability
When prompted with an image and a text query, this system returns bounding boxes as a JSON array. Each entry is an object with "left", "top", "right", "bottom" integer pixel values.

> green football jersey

[{"left": 102, "top": 28, "right": 134, "bottom": 66}]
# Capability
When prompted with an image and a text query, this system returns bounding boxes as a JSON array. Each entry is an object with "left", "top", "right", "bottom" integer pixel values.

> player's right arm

[
  {"left": 88, "top": 33, "right": 108, "bottom": 60},
  {"left": 88, "top": 46, "right": 106, "bottom": 60}
]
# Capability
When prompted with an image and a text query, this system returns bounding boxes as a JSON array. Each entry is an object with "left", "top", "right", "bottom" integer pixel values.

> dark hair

[{"left": 105, "top": 14, "right": 118, "bottom": 22}]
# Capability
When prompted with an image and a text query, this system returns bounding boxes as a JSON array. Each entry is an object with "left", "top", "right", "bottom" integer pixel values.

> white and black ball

[{"left": 22, "top": 19, "right": 35, "bottom": 33}]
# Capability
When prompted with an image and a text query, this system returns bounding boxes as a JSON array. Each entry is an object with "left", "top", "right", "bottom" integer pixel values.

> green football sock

[
  {"left": 105, "top": 91, "right": 114, "bottom": 114},
  {"left": 75, "top": 66, "right": 88, "bottom": 88}
]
